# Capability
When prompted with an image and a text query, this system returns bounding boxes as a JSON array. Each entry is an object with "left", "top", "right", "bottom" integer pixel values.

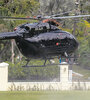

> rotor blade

[
  {"left": 50, "top": 10, "right": 73, "bottom": 17},
  {"left": 0, "top": 15, "right": 90, "bottom": 20},
  {"left": 0, "top": 16, "right": 38, "bottom": 20},
  {"left": 0, "top": 32, "right": 18, "bottom": 40},
  {"left": 52, "top": 15, "right": 90, "bottom": 19}
]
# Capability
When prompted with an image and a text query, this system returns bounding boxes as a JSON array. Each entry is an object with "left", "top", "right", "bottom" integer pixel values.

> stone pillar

[
  {"left": 59, "top": 62, "right": 69, "bottom": 90},
  {"left": 0, "top": 62, "right": 9, "bottom": 91},
  {"left": 60, "top": 62, "right": 69, "bottom": 82},
  {"left": 69, "top": 64, "right": 72, "bottom": 82},
  {"left": 69, "top": 70, "right": 72, "bottom": 82}
]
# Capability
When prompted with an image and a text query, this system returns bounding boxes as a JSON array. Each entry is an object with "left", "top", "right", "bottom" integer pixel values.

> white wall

[
  {"left": 0, "top": 62, "right": 8, "bottom": 91},
  {"left": 0, "top": 62, "right": 90, "bottom": 91},
  {"left": 7, "top": 82, "right": 90, "bottom": 91}
]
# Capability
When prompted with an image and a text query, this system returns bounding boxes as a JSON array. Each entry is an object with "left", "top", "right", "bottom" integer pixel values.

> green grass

[{"left": 0, "top": 91, "right": 90, "bottom": 100}]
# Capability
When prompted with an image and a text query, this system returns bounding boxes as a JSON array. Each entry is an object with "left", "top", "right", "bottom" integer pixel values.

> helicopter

[{"left": 0, "top": 14, "right": 90, "bottom": 67}]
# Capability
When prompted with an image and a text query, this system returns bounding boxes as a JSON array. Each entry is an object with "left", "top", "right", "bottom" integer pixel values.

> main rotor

[{"left": 0, "top": 14, "right": 90, "bottom": 20}]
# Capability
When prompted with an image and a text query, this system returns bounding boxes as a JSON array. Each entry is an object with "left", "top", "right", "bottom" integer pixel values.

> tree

[
  {"left": 39, "top": 0, "right": 75, "bottom": 15},
  {"left": 6, "top": 0, "right": 39, "bottom": 16},
  {"left": 76, "top": 20, "right": 90, "bottom": 69},
  {"left": 78, "top": 37, "right": 90, "bottom": 69}
]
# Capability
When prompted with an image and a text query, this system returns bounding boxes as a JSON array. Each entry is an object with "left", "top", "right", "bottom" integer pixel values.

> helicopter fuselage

[
  {"left": 15, "top": 30, "right": 78, "bottom": 59},
  {"left": 0, "top": 21, "right": 78, "bottom": 59}
]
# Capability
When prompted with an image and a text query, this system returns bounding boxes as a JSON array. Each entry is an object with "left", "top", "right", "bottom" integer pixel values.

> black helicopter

[{"left": 0, "top": 15, "right": 90, "bottom": 67}]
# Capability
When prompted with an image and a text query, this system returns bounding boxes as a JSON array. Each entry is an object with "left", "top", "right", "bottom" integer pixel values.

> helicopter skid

[
  {"left": 22, "top": 65, "right": 45, "bottom": 67},
  {"left": 22, "top": 63, "right": 64, "bottom": 67}
]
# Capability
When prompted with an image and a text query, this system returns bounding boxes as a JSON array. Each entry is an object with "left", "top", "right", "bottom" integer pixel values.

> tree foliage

[{"left": 6, "top": 0, "right": 39, "bottom": 16}]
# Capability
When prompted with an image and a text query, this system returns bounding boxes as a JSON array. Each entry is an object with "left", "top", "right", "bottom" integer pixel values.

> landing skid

[
  {"left": 22, "top": 65, "right": 45, "bottom": 67},
  {"left": 22, "top": 59, "right": 48, "bottom": 67},
  {"left": 22, "top": 63, "right": 71, "bottom": 67},
  {"left": 22, "top": 54, "right": 77, "bottom": 67},
  {"left": 22, "top": 58, "right": 61, "bottom": 67},
  {"left": 22, "top": 64, "right": 59, "bottom": 67}
]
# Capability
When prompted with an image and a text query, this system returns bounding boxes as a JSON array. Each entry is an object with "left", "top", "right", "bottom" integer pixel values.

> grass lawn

[{"left": 0, "top": 91, "right": 90, "bottom": 100}]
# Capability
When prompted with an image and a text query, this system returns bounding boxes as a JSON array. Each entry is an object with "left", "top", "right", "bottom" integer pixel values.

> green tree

[
  {"left": 78, "top": 37, "right": 90, "bottom": 69},
  {"left": 6, "top": 0, "right": 39, "bottom": 16}
]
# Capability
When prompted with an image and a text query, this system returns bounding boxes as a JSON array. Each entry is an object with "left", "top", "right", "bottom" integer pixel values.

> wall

[
  {"left": 0, "top": 62, "right": 90, "bottom": 91},
  {"left": 7, "top": 82, "right": 90, "bottom": 91}
]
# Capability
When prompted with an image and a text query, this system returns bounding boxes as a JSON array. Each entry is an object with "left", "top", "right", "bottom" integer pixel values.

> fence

[{"left": 0, "top": 62, "right": 90, "bottom": 91}]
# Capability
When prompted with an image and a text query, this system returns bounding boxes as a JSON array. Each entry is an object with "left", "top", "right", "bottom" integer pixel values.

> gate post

[
  {"left": 0, "top": 62, "right": 9, "bottom": 91},
  {"left": 59, "top": 62, "right": 69, "bottom": 90}
]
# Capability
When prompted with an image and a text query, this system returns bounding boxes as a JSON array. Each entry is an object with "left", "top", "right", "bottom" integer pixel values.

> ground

[{"left": 0, "top": 91, "right": 90, "bottom": 100}]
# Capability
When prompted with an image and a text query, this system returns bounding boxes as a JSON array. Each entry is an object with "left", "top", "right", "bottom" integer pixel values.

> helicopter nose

[
  {"left": 71, "top": 36, "right": 78, "bottom": 49},
  {"left": 67, "top": 33, "right": 76, "bottom": 39},
  {"left": 66, "top": 32, "right": 78, "bottom": 49}
]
